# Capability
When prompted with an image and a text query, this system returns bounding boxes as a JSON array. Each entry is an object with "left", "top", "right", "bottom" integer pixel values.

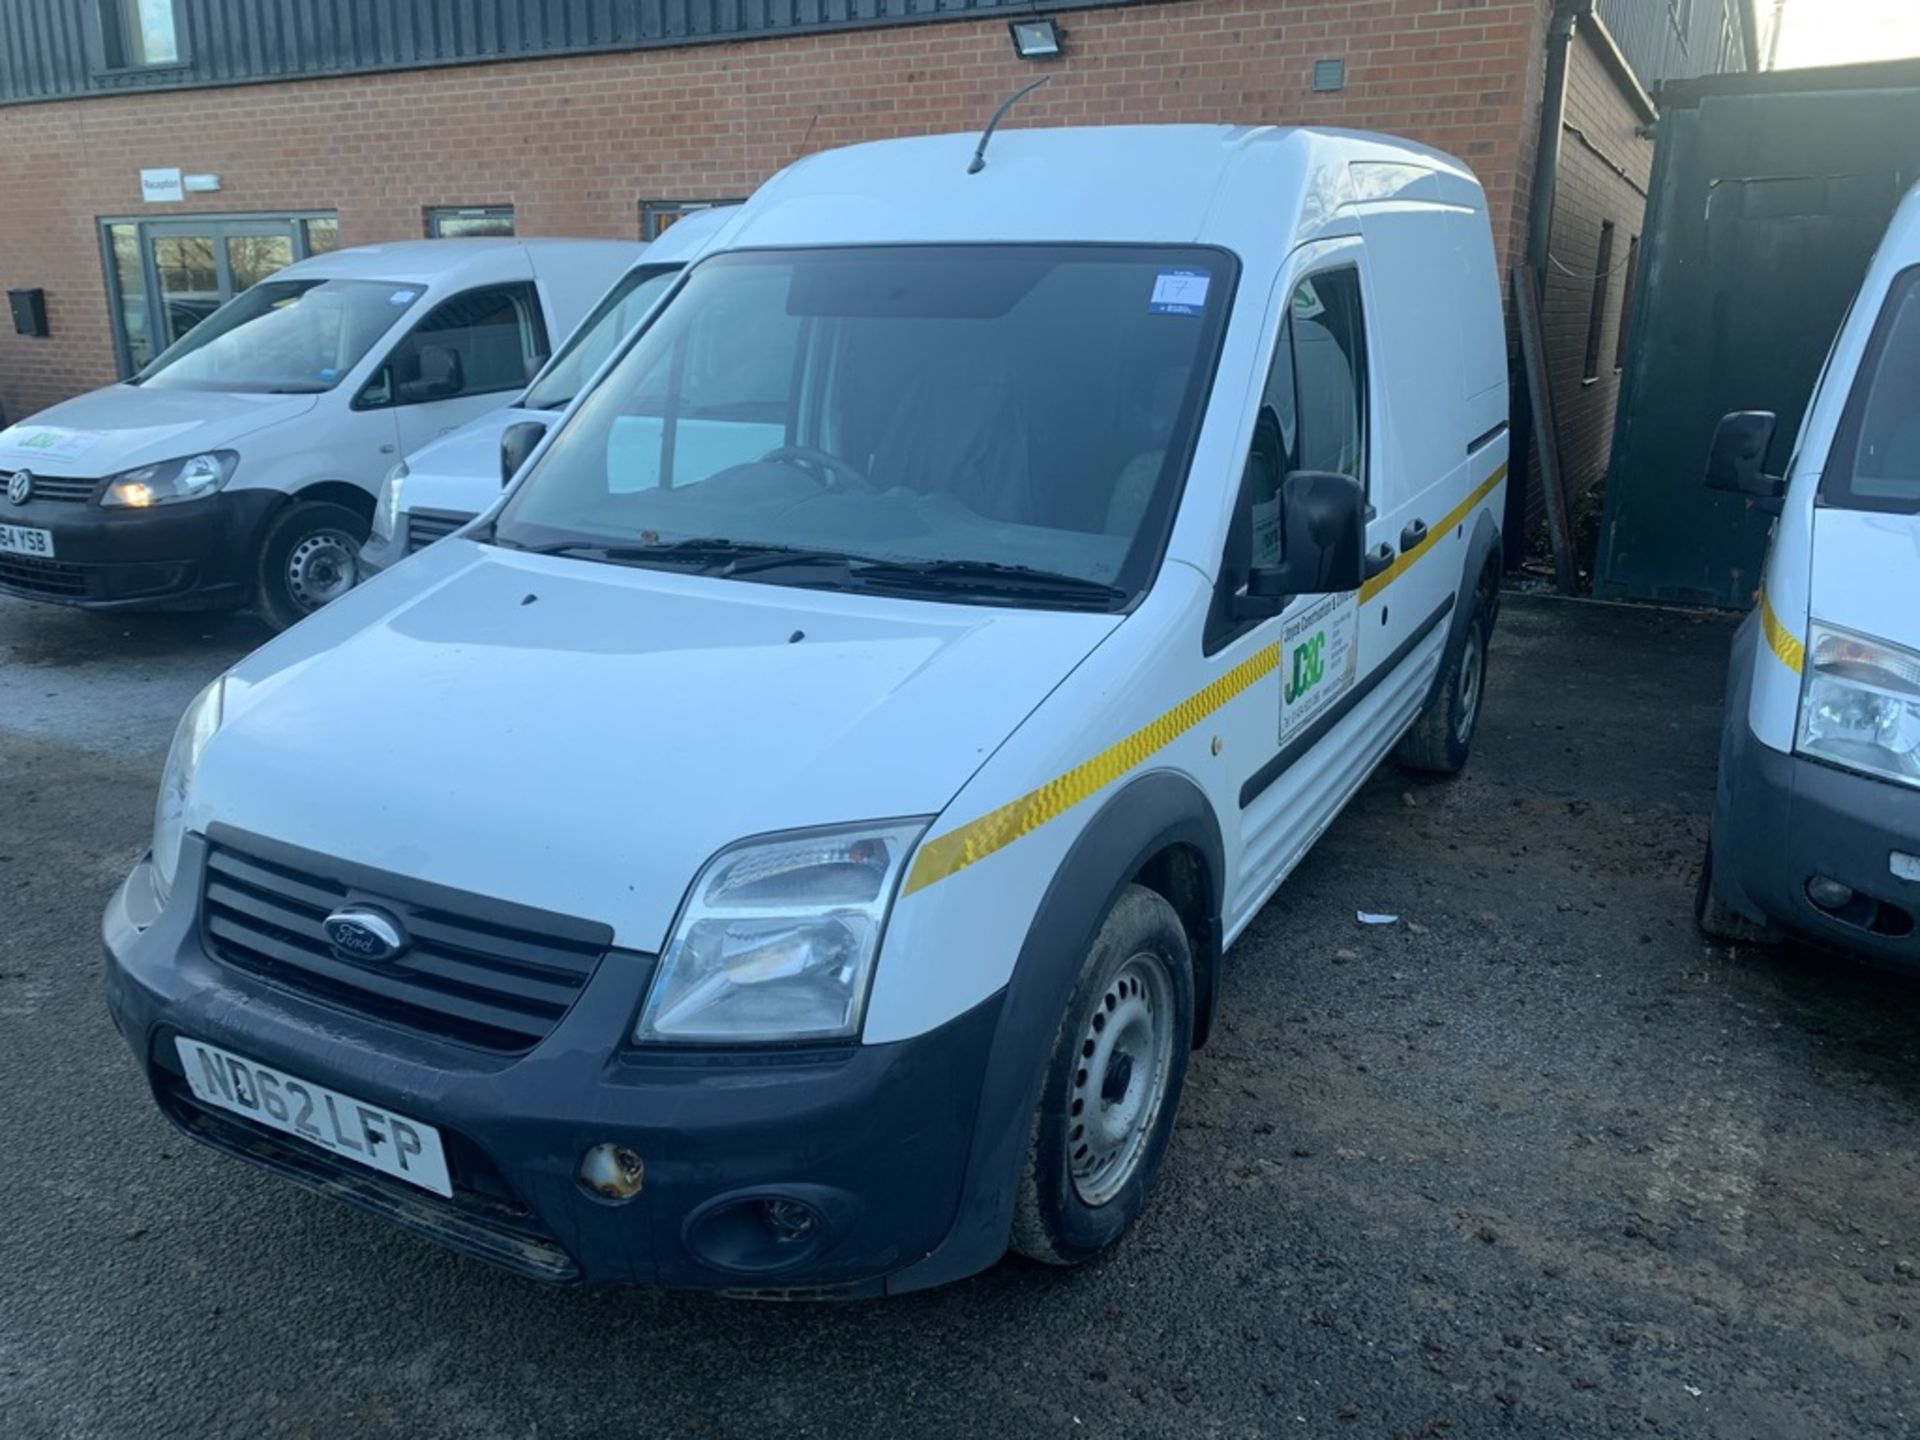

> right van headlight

[
  {"left": 1795, "top": 621, "right": 1920, "bottom": 788},
  {"left": 634, "top": 820, "right": 928, "bottom": 1045},
  {"left": 371, "top": 461, "right": 408, "bottom": 542},
  {"left": 152, "top": 678, "right": 226, "bottom": 906}
]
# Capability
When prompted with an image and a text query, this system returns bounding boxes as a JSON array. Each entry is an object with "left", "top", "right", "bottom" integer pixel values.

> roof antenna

[{"left": 967, "top": 76, "right": 1050, "bottom": 175}]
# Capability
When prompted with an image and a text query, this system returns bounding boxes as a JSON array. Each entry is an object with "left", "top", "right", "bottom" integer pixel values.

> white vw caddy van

[
  {"left": 359, "top": 208, "right": 739, "bottom": 575},
  {"left": 102, "top": 125, "right": 1509, "bottom": 1293},
  {"left": 0, "top": 238, "right": 637, "bottom": 629},
  {"left": 1697, "top": 180, "right": 1920, "bottom": 959}
]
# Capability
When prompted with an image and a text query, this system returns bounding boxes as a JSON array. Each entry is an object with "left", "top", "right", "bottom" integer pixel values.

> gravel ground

[{"left": 2, "top": 590, "right": 1916, "bottom": 1440}]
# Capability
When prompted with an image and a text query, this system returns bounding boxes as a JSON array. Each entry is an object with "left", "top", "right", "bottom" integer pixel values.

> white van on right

[{"left": 1699, "top": 180, "right": 1920, "bottom": 960}]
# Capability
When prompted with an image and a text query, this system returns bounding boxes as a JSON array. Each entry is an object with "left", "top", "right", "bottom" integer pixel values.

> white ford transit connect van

[
  {"left": 103, "top": 125, "right": 1509, "bottom": 1293},
  {"left": 0, "top": 238, "right": 637, "bottom": 628},
  {"left": 359, "top": 208, "right": 738, "bottom": 574},
  {"left": 1698, "top": 180, "right": 1920, "bottom": 959}
]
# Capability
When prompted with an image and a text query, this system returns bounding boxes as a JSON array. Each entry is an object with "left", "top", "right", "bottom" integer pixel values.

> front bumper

[
  {"left": 103, "top": 835, "right": 1005, "bottom": 1292},
  {"left": 0, "top": 488, "right": 277, "bottom": 610},
  {"left": 1711, "top": 634, "right": 1920, "bottom": 962}
]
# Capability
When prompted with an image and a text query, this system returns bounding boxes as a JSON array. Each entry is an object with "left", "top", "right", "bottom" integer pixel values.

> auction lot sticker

[{"left": 1279, "top": 593, "right": 1358, "bottom": 742}]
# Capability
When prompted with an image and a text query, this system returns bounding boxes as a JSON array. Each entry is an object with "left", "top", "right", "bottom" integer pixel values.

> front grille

[
  {"left": 201, "top": 844, "right": 607, "bottom": 1052},
  {"left": 405, "top": 508, "right": 474, "bottom": 554},
  {"left": 1, "top": 470, "right": 98, "bottom": 503},
  {"left": 0, "top": 553, "right": 88, "bottom": 596}
]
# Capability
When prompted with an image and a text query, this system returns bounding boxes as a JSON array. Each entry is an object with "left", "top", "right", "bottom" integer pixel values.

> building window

[
  {"left": 425, "top": 206, "right": 515, "bottom": 239},
  {"left": 98, "top": 0, "right": 183, "bottom": 70},
  {"left": 1614, "top": 235, "right": 1640, "bottom": 373},
  {"left": 1584, "top": 221, "right": 1617, "bottom": 382},
  {"left": 641, "top": 200, "right": 745, "bottom": 241},
  {"left": 98, "top": 212, "right": 337, "bottom": 377}
]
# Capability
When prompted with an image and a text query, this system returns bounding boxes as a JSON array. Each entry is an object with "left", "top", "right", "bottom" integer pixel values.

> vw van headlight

[
  {"left": 635, "top": 821, "right": 928, "bottom": 1044},
  {"left": 1796, "top": 622, "right": 1920, "bottom": 788},
  {"left": 371, "top": 461, "right": 408, "bottom": 542},
  {"left": 151, "top": 679, "right": 225, "bottom": 906},
  {"left": 103, "top": 451, "right": 237, "bottom": 507}
]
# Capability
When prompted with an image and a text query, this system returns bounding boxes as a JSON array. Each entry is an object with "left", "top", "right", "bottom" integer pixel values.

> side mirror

[
  {"left": 397, "top": 344, "right": 465, "bottom": 404},
  {"left": 1705, "top": 410, "right": 1784, "bottom": 513},
  {"left": 1235, "top": 470, "right": 1367, "bottom": 619},
  {"left": 500, "top": 420, "right": 548, "bottom": 487}
]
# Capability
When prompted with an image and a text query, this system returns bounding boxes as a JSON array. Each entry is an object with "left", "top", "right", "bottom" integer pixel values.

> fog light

[
  {"left": 761, "top": 1198, "right": 818, "bottom": 1242},
  {"left": 578, "top": 1143, "right": 645, "bottom": 1201},
  {"left": 1807, "top": 875, "right": 1856, "bottom": 911}
]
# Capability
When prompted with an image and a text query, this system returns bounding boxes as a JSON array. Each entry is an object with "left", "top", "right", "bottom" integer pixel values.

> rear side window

[
  {"left": 1824, "top": 265, "right": 1920, "bottom": 514},
  {"left": 362, "top": 282, "right": 548, "bottom": 408}
]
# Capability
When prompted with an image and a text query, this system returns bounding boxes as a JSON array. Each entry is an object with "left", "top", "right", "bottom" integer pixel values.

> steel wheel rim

[
  {"left": 286, "top": 528, "right": 359, "bottom": 612},
  {"left": 1068, "top": 952, "right": 1175, "bottom": 1207},
  {"left": 1454, "top": 627, "right": 1485, "bottom": 746}
]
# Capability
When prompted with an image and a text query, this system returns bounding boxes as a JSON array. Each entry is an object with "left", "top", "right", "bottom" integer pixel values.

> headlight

[
  {"left": 103, "top": 451, "right": 237, "bottom": 507},
  {"left": 372, "top": 461, "right": 408, "bottom": 542},
  {"left": 1795, "top": 621, "right": 1920, "bottom": 788},
  {"left": 635, "top": 820, "right": 928, "bottom": 1044},
  {"left": 152, "top": 679, "right": 225, "bottom": 906}
]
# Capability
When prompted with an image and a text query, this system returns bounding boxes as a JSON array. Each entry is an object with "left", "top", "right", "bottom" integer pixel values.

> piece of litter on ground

[
  {"left": 1357, "top": 911, "right": 1399, "bottom": 925},
  {"left": 1683, "top": 1385, "right": 1703, "bottom": 1398}
]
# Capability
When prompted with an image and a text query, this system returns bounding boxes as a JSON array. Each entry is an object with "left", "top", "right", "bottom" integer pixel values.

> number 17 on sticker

[{"left": 1150, "top": 270, "right": 1210, "bottom": 315}]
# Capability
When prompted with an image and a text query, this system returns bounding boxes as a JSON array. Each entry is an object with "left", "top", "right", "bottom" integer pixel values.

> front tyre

[
  {"left": 255, "top": 501, "right": 369, "bottom": 632},
  {"left": 1396, "top": 603, "right": 1490, "bottom": 775},
  {"left": 1011, "top": 884, "right": 1194, "bottom": 1267}
]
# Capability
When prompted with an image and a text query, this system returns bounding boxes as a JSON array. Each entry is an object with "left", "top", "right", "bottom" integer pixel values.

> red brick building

[{"left": 0, "top": 1, "right": 1755, "bottom": 563}]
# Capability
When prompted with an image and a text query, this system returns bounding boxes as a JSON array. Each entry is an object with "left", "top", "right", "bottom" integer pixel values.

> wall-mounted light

[{"left": 1009, "top": 17, "right": 1064, "bottom": 61}]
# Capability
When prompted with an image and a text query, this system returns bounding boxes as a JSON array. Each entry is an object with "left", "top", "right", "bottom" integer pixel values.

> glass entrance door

[{"left": 101, "top": 213, "right": 338, "bottom": 376}]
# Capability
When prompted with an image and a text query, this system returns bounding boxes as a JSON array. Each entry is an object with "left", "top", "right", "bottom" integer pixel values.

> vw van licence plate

[
  {"left": 174, "top": 1037, "right": 452, "bottom": 1197},
  {"left": 0, "top": 523, "right": 54, "bottom": 558}
]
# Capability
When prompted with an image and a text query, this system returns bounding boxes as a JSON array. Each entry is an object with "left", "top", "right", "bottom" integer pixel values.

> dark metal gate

[{"left": 1596, "top": 58, "right": 1920, "bottom": 608}]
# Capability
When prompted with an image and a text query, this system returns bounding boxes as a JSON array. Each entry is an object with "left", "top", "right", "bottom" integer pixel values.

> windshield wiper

[
  {"left": 487, "top": 535, "right": 855, "bottom": 574},
  {"left": 848, "top": 558, "right": 1126, "bottom": 607}
]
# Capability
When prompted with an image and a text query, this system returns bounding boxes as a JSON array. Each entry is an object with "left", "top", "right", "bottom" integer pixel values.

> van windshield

[
  {"left": 490, "top": 245, "right": 1236, "bottom": 607},
  {"left": 522, "top": 265, "right": 681, "bottom": 412},
  {"left": 1824, "top": 265, "right": 1920, "bottom": 514},
  {"left": 136, "top": 278, "right": 422, "bottom": 394}
]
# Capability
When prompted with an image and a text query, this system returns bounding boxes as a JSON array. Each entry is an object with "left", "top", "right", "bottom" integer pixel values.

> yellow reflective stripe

[
  {"left": 902, "top": 462, "right": 1509, "bottom": 896},
  {"left": 1358, "top": 462, "right": 1508, "bottom": 605},
  {"left": 1759, "top": 589, "right": 1805, "bottom": 674},
  {"left": 901, "top": 642, "right": 1279, "bottom": 896}
]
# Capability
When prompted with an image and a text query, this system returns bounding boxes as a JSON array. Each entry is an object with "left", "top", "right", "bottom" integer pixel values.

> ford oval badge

[{"left": 322, "top": 905, "right": 408, "bottom": 962}]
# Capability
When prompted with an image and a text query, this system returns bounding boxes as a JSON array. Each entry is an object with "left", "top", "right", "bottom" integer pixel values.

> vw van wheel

[
  {"left": 1011, "top": 884, "right": 1193, "bottom": 1267},
  {"left": 1396, "top": 607, "right": 1490, "bottom": 775},
  {"left": 256, "top": 501, "right": 369, "bottom": 632}
]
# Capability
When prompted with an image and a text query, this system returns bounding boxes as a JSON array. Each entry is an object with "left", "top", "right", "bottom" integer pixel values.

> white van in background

[
  {"left": 105, "top": 125, "right": 1508, "bottom": 1293},
  {"left": 358, "top": 207, "right": 738, "bottom": 575},
  {"left": 1698, "top": 180, "right": 1920, "bottom": 961},
  {"left": 0, "top": 238, "right": 638, "bottom": 629}
]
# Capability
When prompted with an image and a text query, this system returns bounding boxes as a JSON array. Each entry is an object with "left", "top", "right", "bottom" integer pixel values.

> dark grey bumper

[{"left": 1710, "top": 616, "right": 1920, "bottom": 961}]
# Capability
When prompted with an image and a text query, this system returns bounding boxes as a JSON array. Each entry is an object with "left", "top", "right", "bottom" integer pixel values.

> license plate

[
  {"left": 0, "top": 523, "right": 54, "bottom": 558},
  {"left": 174, "top": 1037, "right": 452, "bottom": 1197}
]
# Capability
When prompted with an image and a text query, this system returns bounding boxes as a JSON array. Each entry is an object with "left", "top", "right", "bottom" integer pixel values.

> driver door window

[{"left": 363, "top": 283, "right": 547, "bottom": 410}]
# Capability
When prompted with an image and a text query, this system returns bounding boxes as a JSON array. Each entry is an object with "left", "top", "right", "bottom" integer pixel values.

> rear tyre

[
  {"left": 255, "top": 501, "right": 369, "bottom": 633},
  {"left": 1694, "top": 836, "right": 1784, "bottom": 946},
  {"left": 1396, "top": 603, "right": 1490, "bottom": 775},
  {"left": 1010, "top": 884, "right": 1194, "bottom": 1267}
]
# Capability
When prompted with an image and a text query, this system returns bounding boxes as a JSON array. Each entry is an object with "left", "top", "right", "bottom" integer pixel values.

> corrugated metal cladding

[
  {"left": 1595, "top": 0, "right": 1751, "bottom": 89},
  {"left": 0, "top": 0, "right": 1109, "bottom": 104}
]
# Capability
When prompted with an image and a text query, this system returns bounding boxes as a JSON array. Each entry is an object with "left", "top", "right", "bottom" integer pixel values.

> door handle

[
  {"left": 378, "top": 443, "right": 396, "bottom": 454},
  {"left": 1363, "top": 542, "right": 1395, "bottom": 579},
  {"left": 1400, "top": 518, "right": 1428, "bottom": 551}
]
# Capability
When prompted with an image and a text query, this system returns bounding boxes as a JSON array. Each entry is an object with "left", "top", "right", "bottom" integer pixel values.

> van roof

[
  {"left": 718, "top": 124, "right": 1485, "bottom": 255},
  {"left": 277, "top": 237, "right": 643, "bottom": 287}
]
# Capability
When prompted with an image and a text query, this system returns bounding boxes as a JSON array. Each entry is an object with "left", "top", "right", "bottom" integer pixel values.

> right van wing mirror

[
  {"left": 500, "top": 420, "right": 549, "bottom": 487},
  {"left": 1235, "top": 470, "right": 1368, "bottom": 620},
  {"left": 1705, "top": 411, "right": 1785, "bottom": 514}
]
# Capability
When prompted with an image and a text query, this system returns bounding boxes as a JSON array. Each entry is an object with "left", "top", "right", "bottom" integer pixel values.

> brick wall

[
  {"left": 0, "top": 0, "right": 1551, "bottom": 422},
  {"left": 1532, "top": 23, "right": 1654, "bottom": 571}
]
